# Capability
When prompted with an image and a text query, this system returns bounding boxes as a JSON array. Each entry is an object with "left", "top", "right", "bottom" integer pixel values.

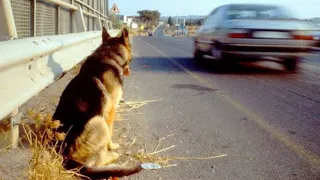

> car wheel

[
  {"left": 193, "top": 48, "right": 205, "bottom": 66},
  {"left": 212, "top": 44, "right": 222, "bottom": 60},
  {"left": 193, "top": 48, "right": 203, "bottom": 60},
  {"left": 212, "top": 42, "right": 233, "bottom": 63},
  {"left": 283, "top": 58, "right": 299, "bottom": 72}
]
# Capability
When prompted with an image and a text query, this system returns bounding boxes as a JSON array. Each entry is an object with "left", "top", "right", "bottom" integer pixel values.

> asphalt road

[
  {"left": 154, "top": 24, "right": 167, "bottom": 37},
  {"left": 122, "top": 26, "right": 320, "bottom": 179},
  {"left": 11, "top": 29, "right": 320, "bottom": 179}
]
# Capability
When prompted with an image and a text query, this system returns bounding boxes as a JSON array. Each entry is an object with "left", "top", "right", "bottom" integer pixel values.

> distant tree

[
  {"left": 168, "top": 16, "right": 173, "bottom": 26},
  {"left": 197, "top": 18, "right": 204, "bottom": 26},
  {"left": 137, "top": 10, "right": 161, "bottom": 29},
  {"left": 185, "top": 20, "right": 195, "bottom": 26}
]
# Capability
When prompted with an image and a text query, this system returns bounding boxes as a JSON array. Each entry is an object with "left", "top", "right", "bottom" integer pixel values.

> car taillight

[
  {"left": 292, "top": 34, "right": 314, "bottom": 40},
  {"left": 228, "top": 29, "right": 250, "bottom": 38},
  {"left": 228, "top": 33, "right": 250, "bottom": 38}
]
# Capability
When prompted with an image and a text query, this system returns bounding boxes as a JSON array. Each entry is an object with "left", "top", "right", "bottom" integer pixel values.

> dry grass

[
  {"left": 22, "top": 110, "right": 82, "bottom": 180},
  {"left": 2, "top": 99, "right": 227, "bottom": 179},
  {"left": 122, "top": 135, "right": 227, "bottom": 168},
  {"left": 18, "top": 99, "right": 161, "bottom": 180},
  {"left": 116, "top": 99, "right": 161, "bottom": 121},
  {"left": 72, "top": 64, "right": 81, "bottom": 75},
  {"left": 117, "top": 99, "right": 161, "bottom": 113}
]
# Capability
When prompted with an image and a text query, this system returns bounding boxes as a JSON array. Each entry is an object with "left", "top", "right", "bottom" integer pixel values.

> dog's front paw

[{"left": 108, "top": 142, "right": 120, "bottom": 150}]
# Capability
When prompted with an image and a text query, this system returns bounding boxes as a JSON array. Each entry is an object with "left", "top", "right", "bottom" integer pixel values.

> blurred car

[
  {"left": 148, "top": 31, "right": 154, "bottom": 36},
  {"left": 194, "top": 4, "right": 320, "bottom": 71}
]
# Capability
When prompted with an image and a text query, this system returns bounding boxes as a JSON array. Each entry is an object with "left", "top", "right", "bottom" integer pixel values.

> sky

[{"left": 109, "top": 0, "right": 320, "bottom": 19}]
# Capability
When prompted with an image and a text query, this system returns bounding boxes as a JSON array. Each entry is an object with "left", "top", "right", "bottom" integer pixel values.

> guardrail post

[
  {"left": 71, "top": 0, "right": 75, "bottom": 33},
  {"left": 32, "top": 0, "right": 37, "bottom": 37},
  {"left": 105, "top": 20, "right": 110, "bottom": 30},
  {"left": 105, "top": 0, "right": 108, "bottom": 16},
  {"left": 0, "top": 109, "right": 21, "bottom": 149},
  {"left": 74, "top": 4, "right": 86, "bottom": 32},
  {"left": 0, "top": 0, "right": 18, "bottom": 40},
  {"left": 96, "top": 16, "right": 102, "bottom": 30},
  {"left": 57, "top": 5, "right": 60, "bottom": 34}
]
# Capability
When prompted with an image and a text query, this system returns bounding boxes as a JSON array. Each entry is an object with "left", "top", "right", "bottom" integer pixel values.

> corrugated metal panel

[
  {"left": 93, "top": 18, "right": 96, "bottom": 31},
  {"left": 72, "top": 14, "right": 78, "bottom": 33},
  {"left": 93, "top": 0, "right": 97, "bottom": 11},
  {"left": 88, "top": 17, "right": 93, "bottom": 31},
  {"left": 101, "top": 1, "right": 104, "bottom": 13},
  {"left": 82, "top": 0, "right": 89, "bottom": 12},
  {"left": 59, "top": 7, "right": 72, "bottom": 34},
  {"left": 36, "top": 0, "right": 57, "bottom": 36},
  {"left": 10, "top": 0, "right": 32, "bottom": 38},
  {"left": 10, "top": 0, "right": 102, "bottom": 36}
]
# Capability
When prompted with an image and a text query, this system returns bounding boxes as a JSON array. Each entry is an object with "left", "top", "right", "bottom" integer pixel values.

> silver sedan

[{"left": 194, "top": 4, "right": 320, "bottom": 71}]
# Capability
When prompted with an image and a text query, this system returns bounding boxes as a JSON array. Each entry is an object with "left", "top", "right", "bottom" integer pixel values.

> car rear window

[{"left": 227, "top": 5, "right": 295, "bottom": 20}]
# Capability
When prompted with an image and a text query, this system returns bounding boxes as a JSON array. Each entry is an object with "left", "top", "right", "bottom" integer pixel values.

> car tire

[
  {"left": 283, "top": 58, "right": 299, "bottom": 72},
  {"left": 194, "top": 49, "right": 203, "bottom": 59},
  {"left": 193, "top": 48, "right": 205, "bottom": 66},
  {"left": 212, "top": 42, "right": 233, "bottom": 65}
]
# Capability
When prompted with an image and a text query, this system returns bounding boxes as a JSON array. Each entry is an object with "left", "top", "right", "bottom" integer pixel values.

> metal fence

[{"left": 7, "top": 0, "right": 111, "bottom": 39}]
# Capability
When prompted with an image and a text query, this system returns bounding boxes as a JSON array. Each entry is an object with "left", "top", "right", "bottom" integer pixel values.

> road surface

[
  {"left": 7, "top": 29, "right": 320, "bottom": 180},
  {"left": 122, "top": 34, "right": 320, "bottom": 180}
]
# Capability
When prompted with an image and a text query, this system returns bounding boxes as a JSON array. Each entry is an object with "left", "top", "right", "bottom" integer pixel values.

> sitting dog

[{"left": 53, "top": 27, "right": 140, "bottom": 179}]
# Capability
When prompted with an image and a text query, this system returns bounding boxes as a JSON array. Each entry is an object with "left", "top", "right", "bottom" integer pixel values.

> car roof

[{"left": 223, "top": 3, "right": 282, "bottom": 10}]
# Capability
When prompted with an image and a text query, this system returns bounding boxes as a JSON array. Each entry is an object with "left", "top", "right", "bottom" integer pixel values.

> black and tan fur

[{"left": 52, "top": 27, "right": 141, "bottom": 179}]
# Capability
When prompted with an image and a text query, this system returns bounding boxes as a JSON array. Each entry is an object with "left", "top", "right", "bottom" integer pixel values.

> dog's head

[{"left": 102, "top": 27, "right": 132, "bottom": 76}]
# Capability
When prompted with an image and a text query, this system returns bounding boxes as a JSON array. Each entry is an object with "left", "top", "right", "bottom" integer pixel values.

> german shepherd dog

[{"left": 52, "top": 27, "right": 141, "bottom": 179}]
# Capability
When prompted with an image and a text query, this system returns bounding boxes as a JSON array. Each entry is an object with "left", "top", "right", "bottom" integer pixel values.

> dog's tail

[
  {"left": 81, "top": 164, "right": 142, "bottom": 179},
  {"left": 65, "top": 160, "right": 142, "bottom": 179}
]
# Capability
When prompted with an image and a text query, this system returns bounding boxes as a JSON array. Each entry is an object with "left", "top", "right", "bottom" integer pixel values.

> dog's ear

[
  {"left": 118, "top": 27, "right": 130, "bottom": 46},
  {"left": 123, "top": 65, "right": 131, "bottom": 76},
  {"left": 102, "top": 27, "right": 111, "bottom": 43}
]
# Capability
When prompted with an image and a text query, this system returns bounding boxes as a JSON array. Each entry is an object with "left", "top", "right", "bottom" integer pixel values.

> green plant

[{"left": 109, "top": 14, "right": 123, "bottom": 29}]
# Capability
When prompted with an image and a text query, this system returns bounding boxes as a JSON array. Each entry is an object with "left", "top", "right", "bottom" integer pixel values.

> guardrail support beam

[
  {"left": 105, "top": 20, "right": 110, "bottom": 30},
  {"left": 74, "top": 5, "right": 86, "bottom": 32},
  {"left": 0, "top": 0, "right": 18, "bottom": 41},
  {"left": 0, "top": 109, "right": 21, "bottom": 149},
  {"left": 96, "top": 16, "right": 102, "bottom": 30},
  {"left": 31, "top": 0, "right": 37, "bottom": 37}
]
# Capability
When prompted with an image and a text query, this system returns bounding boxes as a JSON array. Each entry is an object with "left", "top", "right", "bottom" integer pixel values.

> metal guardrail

[
  {"left": 0, "top": 30, "right": 119, "bottom": 120},
  {"left": 0, "top": 0, "right": 118, "bottom": 148}
]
